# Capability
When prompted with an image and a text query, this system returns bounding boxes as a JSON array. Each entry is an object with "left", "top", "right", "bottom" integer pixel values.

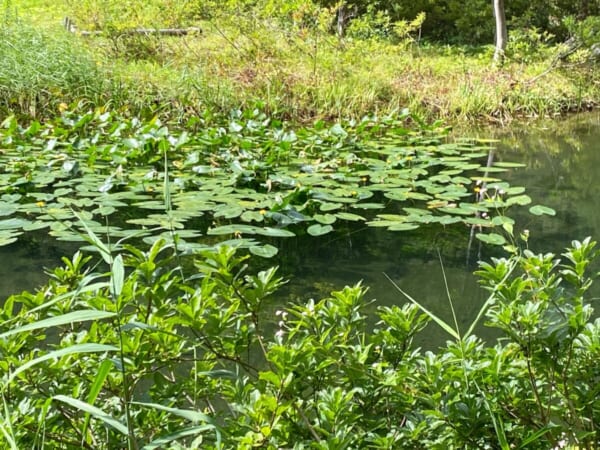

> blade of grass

[
  {"left": 73, "top": 210, "right": 113, "bottom": 265},
  {"left": 133, "top": 402, "right": 223, "bottom": 446},
  {"left": 438, "top": 249, "right": 462, "bottom": 340},
  {"left": 383, "top": 272, "right": 460, "bottom": 340},
  {"left": 0, "top": 310, "right": 116, "bottom": 339},
  {"left": 3, "top": 344, "right": 118, "bottom": 388},
  {"left": 142, "top": 425, "right": 220, "bottom": 450},
  {"left": 0, "top": 396, "right": 18, "bottom": 450},
  {"left": 81, "top": 359, "right": 113, "bottom": 446},
  {"left": 463, "top": 256, "right": 518, "bottom": 339},
  {"left": 54, "top": 395, "right": 128, "bottom": 436}
]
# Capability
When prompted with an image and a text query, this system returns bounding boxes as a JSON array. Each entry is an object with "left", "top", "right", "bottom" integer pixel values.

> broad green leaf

[
  {"left": 387, "top": 223, "right": 419, "bottom": 231},
  {"left": 249, "top": 244, "right": 278, "bottom": 258},
  {"left": 476, "top": 233, "right": 507, "bottom": 245},
  {"left": 351, "top": 203, "right": 385, "bottom": 210},
  {"left": 335, "top": 212, "right": 365, "bottom": 221},
  {"left": 307, "top": 224, "right": 333, "bottom": 236},
  {"left": 506, "top": 194, "right": 532, "bottom": 206},
  {"left": 0, "top": 204, "right": 17, "bottom": 217},
  {"left": 255, "top": 227, "right": 295, "bottom": 237},
  {"left": 494, "top": 162, "right": 526, "bottom": 168},
  {"left": 313, "top": 213, "right": 336, "bottom": 225},
  {"left": 529, "top": 205, "right": 556, "bottom": 216}
]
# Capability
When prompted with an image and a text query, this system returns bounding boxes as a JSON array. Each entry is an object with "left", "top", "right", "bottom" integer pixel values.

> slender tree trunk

[
  {"left": 493, "top": 0, "right": 508, "bottom": 64},
  {"left": 337, "top": 2, "right": 346, "bottom": 38}
]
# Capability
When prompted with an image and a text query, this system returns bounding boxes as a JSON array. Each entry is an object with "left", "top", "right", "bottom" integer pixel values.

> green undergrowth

[
  {"left": 1, "top": 2, "right": 599, "bottom": 123},
  {"left": 1, "top": 234, "right": 599, "bottom": 448}
]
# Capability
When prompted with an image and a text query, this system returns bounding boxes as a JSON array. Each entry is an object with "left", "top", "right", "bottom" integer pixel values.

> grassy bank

[{"left": 2, "top": 1, "right": 599, "bottom": 124}]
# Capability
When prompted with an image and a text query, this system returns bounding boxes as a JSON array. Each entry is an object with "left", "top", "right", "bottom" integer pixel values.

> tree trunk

[
  {"left": 493, "top": 0, "right": 507, "bottom": 64},
  {"left": 337, "top": 3, "right": 346, "bottom": 38}
]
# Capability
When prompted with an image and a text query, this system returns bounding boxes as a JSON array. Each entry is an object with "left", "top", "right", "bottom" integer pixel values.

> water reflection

[
  {"left": 0, "top": 233, "right": 79, "bottom": 299},
  {"left": 277, "top": 112, "right": 600, "bottom": 347}
]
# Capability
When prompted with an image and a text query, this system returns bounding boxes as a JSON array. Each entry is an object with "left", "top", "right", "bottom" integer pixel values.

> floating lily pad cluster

[{"left": 0, "top": 109, "right": 554, "bottom": 252}]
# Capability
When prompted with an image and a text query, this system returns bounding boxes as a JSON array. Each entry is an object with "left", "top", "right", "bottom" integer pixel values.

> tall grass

[
  {"left": 2, "top": 2, "right": 599, "bottom": 122},
  {"left": 0, "top": 16, "right": 106, "bottom": 117}
]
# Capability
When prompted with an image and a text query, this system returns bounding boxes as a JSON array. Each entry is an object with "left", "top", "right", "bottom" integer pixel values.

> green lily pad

[
  {"left": 314, "top": 214, "right": 337, "bottom": 225},
  {"left": 506, "top": 195, "right": 532, "bottom": 206},
  {"left": 249, "top": 244, "right": 278, "bottom": 258},
  {"left": 335, "top": 212, "right": 365, "bottom": 221},
  {"left": 387, "top": 223, "right": 419, "bottom": 231},
  {"left": 476, "top": 232, "right": 507, "bottom": 245},
  {"left": 529, "top": 205, "right": 556, "bottom": 216},
  {"left": 307, "top": 224, "right": 333, "bottom": 236}
]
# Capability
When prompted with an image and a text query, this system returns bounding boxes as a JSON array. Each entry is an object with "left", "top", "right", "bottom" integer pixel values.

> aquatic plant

[{"left": 0, "top": 108, "right": 554, "bottom": 253}]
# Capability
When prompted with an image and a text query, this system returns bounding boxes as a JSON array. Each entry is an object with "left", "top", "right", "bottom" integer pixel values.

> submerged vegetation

[{"left": 1, "top": 0, "right": 600, "bottom": 448}]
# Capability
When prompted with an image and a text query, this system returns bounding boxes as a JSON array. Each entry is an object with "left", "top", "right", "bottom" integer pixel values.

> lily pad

[
  {"left": 307, "top": 224, "right": 333, "bottom": 236},
  {"left": 476, "top": 232, "right": 507, "bottom": 245},
  {"left": 249, "top": 244, "right": 278, "bottom": 258},
  {"left": 529, "top": 205, "right": 556, "bottom": 216}
]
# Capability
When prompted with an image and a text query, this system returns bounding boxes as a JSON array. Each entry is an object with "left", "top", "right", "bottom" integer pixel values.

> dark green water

[
  {"left": 275, "top": 112, "right": 600, "bottom": 343},
  {"left": 3, "top": 112, "right": 600, "bottom": 345}
]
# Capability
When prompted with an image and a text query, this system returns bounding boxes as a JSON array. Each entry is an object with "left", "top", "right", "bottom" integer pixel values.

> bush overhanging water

[{"left": 1, "top": 235, "right": 599, "bottom": 448}]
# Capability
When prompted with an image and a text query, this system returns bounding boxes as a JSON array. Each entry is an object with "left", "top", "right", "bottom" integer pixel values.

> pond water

[{"left": 2, "top": 112, "right": 600, "bottom": 346}]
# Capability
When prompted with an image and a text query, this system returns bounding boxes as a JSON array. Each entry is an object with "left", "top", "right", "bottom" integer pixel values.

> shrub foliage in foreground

[{"left": 1, "top": 237, "right": 600, "bottom": 448}]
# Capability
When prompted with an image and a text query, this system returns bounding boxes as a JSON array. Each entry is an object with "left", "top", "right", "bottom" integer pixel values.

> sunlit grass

[{"left": 4, "top": 1, "right": 599, "bottom": 122}]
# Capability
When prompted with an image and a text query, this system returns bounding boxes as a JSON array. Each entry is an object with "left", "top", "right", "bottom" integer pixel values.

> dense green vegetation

[
  {"left": 1, "top": 0, "right": 599, "bottom": 122},
  {"left": 0, "top": 109, "right": 554, "bottom": 251},
  {"left": 2, "top": 232, "right": 600, "bottom": 448},
  {"left": 1, "top": 1, "right": 600, "bottom": 449}
]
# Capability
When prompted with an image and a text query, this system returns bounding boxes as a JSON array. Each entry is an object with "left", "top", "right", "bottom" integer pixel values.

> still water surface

[{"left": 2, "top": 113, "right": 599, "bottom": 345}]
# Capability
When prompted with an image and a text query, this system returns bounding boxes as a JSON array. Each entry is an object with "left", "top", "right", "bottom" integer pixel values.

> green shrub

[{"left": 2, "top": 234, "right": 600, "bottom": 448}]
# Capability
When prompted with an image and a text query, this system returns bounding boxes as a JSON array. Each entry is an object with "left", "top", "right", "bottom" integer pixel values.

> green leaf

[
  {"left": 0, "top": 310, "right": 116, "bottom": 339},
  {"left": 111, "top": 254, "right": 124, "bottom": 298},
  {"left": 387, "top": 223, "right": 419, "bottom": 231},
  {"left": 506, "top": 194, "right": 532, "bottom": 206},
  {"left": 133, "top": 402, "right": 215, "bottom": 424},
  {"left": 74, "top": 211, "right": 112, "bottom": 264},
  {"left": 255, "top": 227, "right": 295, "bottom": 237},
  {"left": 4, "top": 344, "right": 118, "bottom": 387},
  {"left": 82, "top": 359, "right": 113, "bottom": 442},
  {"left": 335, "top": 212, "right": 365, "bottom": 221},
  {"left": 313, "top": 213, "right": 337, "bottom": 225},
  {"left": 249, "top": 244, "right": 278, "bottom": 258},
  {"left": 142, "top": 425, "right": 219, "bottom": 450},
  {"left": 384, "top": 273, "right": 459, "bottom": 340},
  {"left": 493, "top": 162, "right": 526, "bottom": 168},
  {"left": 307, "top": 224, "right": 333, "bottom": 236},
  {"left": 529, "top": 205, "right": 556, "bottom": 216},
  {"left": 351, "top": 202, "right": 385, "bottom": 210},
  {"left": 476, "top": 233, "right": 507, "bottom": 246},
  {"left": 53, "top": 395, "right": 128, "bottom": 435}
]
